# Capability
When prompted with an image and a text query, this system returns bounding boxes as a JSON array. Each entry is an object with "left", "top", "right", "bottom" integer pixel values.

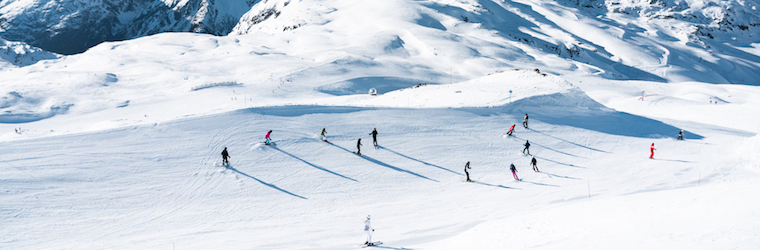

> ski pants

[
  {"left": 523, "top": 147, "right": 530, "bottom": 155},
  {"left": 650, "top": 150, "right": 654, "bottom": 159},
  {"left": 523, "top": 121, "right": 528, "bottom": 128},
  {"left": 465, "top": 171, "right": 471, "bottom": 181},
  {"left": 365, "top": 230, "right": 372, "bottom": 243},
  {"left": 512, "top": 171, "right": 518, "bottom": 180}
]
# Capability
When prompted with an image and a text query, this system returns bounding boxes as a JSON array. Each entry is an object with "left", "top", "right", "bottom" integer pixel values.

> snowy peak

[
  {"left": 0, "top": 36, "right": 60, "bottom": 67},
  {"left": 0, "top": 0, "right": 254, "bottom": 54}
]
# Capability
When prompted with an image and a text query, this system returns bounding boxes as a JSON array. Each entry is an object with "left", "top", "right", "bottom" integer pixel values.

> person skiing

[
  {"left": 357, "top": 138, "right": 363, "bottom": 155},
  {"left": 464, "top": 161, "right": 472, "bottom": 182},
  {"left": 506, "top": 124, "right": 515, "bottom": 136},
  {"left": 369, "top": 128, "right": 379, "bottom": 148},
  {"left": 265, "top": 130, "right": 273, "bottom": 145},
  {"left": 364, "top": 215, "right": 374, "bottom": 246},
  {"left": 522, "top": 140, "right": 531, "bottom": 155},
  {"left": 320, "top": 128, "right": 327, "bottom": 142},
  {"left": 650, "top": 143, "right": 656, "bottom": 159},
  {"left": 523, "top": 114, "right": 529, "bottom": 129},
  {"left": 221, "top": 147, "right": 230, "bottom": 167},
  {"left": 510, "top": 163, "right": 519, "bottom": 180},
  {"left": 677, "top": 130, "right": 684, "bottom": 140},
  {"left": 530, "top": 157, "right": 538, "bottom": 172}
]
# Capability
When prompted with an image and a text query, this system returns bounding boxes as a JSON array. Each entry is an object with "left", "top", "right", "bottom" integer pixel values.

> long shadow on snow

[
  {"left": 227, "top": 166, "right": 307, "bottom": 200},
  {"left": 470, "top": 180, "right": 520, "bottom": 190},
  {"left": 460, "top": 89, "right": 702, "bottom": 139},
  {"left": 652, "top": 158, "right": 694, "bottom": 163},
  {"left": 378, "top": 145, "right": 462, "bottom": 176},
  {"left": 535, "top": 156, "right": 585, "bottom": 168},
  {"left": 541, "top": 171, "right": 582, "bottom": 180},
  {"left": 369, "top": 245, "right": 414, "bottom": 250},
  {"left": 271, "top": 147, "right": 358, "bottom": 182},
  {"left": 328, "top": 143, "right": 438, "bottom": 182},
  {"left": 521, "top": 180, "right": 560, "bottom": 187},
  {"left": 529, "top": 128, "right": 609, "bottom": 153},
  {"left": 512, "top": 135, "right": 583, "bottom": 158}
]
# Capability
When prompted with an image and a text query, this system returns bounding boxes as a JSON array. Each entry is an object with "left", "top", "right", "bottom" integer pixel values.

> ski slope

[{"left": 2, "top": 76, "right": 759, "bottom": 249}]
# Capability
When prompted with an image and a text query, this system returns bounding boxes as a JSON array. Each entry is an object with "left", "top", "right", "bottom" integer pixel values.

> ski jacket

[
  {"left": 321, "top": 129, "right": 326, "bottom": 136},
  {"left": 524, "top": 142, "right": 530, "bottom": 147},
  {"left": 357, "top": 139, "right": 362, "bottom": 148},
  {"left": 370, "top": 130, "right": 378, "bottom": 139},
  {"left": 509, "top": 125, "right": 515, "bottom": 131},
  {"left": 222, "top": 149, "right": 229, "bottom": 159},
  {"left": 531, "top": 158, "right": 536, "bottom": 165},
  {"left": 510, "top": 164, "right": 517, "bottom": 172},
  {"left": 364, "top": 219, "right": 372, "bottom": 231},
  {"left": 524, "top": 115, "right": 529, "bottom": 122},
  {"left": 465, "top": 162, "right": 471, "bottom": 172},
  {"left": 265, "top": 131, "right": 272, "bottom": 139}
]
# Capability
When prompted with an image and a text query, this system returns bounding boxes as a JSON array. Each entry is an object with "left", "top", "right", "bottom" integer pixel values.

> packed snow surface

[{"left": 1, "top": 0, "right": 760, "bottom": 249}]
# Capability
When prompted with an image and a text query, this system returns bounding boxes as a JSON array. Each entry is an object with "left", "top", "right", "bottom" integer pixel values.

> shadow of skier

[
  {"left": 328, "top": 143, "right": 438, "bottom": 182},
  {"left": 227, "top": 166, "right": 307, "bottom": 200},
  {"left": 272, "top": 147, "right": 358, "bottom": 182},
  {"left": 379, "top": 146, "right": 462, "bottom": 176}
]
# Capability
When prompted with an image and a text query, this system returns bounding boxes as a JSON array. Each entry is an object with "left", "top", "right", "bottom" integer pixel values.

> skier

[
  {"left": 357, "top": 138, "right": 363, "bottom": 155},
  {"left": 506, "top": 124, "right": 515, "bottom": 136},
  {"left": 369, "top": 128, "right": 378, "bottom": 148},
  {"left": 522, "top": 140, "right": 531, "bottom": 155},
  {"left": 531, "top": 157, "right": 538, "bottom": 172},
  {"left": 677, "top": 130, "right": 684, "bottom": 140},
  {"left": 650, "top": 143, "right": 656, "bottom": 159},
  {"left": 364, "top": 215, "right": 375, "bottom": 246},
  {"left": 221, "top": 147, "right": 230, "bottom": 167},
  {"left": 510, "top": 163, "right": 519, "bottom": 180},
  {"left": 523, "top": 114, "right": 529, "bottom": 129},
  {"left": 265, "top": 130, "right": 273, "bottom": 145},
  {"left": 464, "top": 161, "right": 472, "bottom": 182},
  {"left": 321, "top": 128, "right": 327, "bottom": 142}
]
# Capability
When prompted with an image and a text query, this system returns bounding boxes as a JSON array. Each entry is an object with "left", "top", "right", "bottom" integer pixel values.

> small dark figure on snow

[
  {"left": 464, "top": 161, "right": 472, "bottom": 182},
  {"left": 523, "top": 114, "right": 529, "bottom": 129},
  {"left": 531, "top": 157, "right": 538, "bottom": 172},
  {"left": 506, "top": 124, "right": 515, "bottom": 136},
  {"left": 650, "top": 143, "right": 656, "bottom": 159},
  {"left": 321, "top": 128, "right": 327, "bottom": 142},
  {"left": 510, "top": 163, "right": 519, "bottom": 180},
  {"left": 369, "top": 128, "right": 379, "bottom": 148},
  {"left": 357, "top": 138, "right": 363, "bottom": 155},
  {"left": 522, "top": 140, "right": 531, "bottom": 155},
  {"left": 221, "top": 147, "right": 230, "bottom": 166},
  {"left": 677, "top": 130, "right": 684, "bottom": 140}
]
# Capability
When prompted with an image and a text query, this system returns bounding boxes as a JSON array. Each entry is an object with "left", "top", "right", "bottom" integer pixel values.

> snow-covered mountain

[
  {"left": 0, "top": 0, "right": 254, "bottom": 54},
  {"left": 1, "top": 0, "right": 760, "bottom": 249},
  {"left": 0, "top": 37, "right": 59, "bottom": 67}
]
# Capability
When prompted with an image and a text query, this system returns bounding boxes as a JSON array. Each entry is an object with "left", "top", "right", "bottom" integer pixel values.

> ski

[{"left": 362, "top": 241, "right": 383, "bottom": 247}]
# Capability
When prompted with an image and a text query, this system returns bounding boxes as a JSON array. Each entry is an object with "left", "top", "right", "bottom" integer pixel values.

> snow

[{"left": 1, "top": 0, "right": 760, "bottom": 249}]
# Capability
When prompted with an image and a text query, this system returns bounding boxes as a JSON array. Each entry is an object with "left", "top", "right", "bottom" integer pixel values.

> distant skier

[
  {"left": 506, "top": 124, "right": 515, "bottom": 136},
  {"left": 364, "top": 215, "right": 375, "bottom": 246},
  {"left": 510, "top": 163, "right": 519, "bottom": 180},
  {"left": 531, "top": 157, "right": 538, "bottom": 172},
  {"left": 464, "top": 161, "right": 472, "bottom": 182},
  {"left": 522, "top": 140, "right": 531, "bottom": 155},
  {"left": 677, "top": 130, "right": 684, "bottom": 140},
  {"left": 369, "top": 128, "right": 379, "bottom": 148},
  {"left": 650, "top": 143, "right": 656, "bottom": 159},
  {"left": 523, "top": 114, "right": 529, "bottom": 129},
  {"left": 357, "top": 138, "right": 363, "bottom": 155},
  {"left": 321, "top": 128, "right": 327, "bottom": 142},
  {"left": 265, "top": 130, "right": 273, "bottom": 145},
  {"left": 221, "top": 147, "right": 230, "bottom": 167}
]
